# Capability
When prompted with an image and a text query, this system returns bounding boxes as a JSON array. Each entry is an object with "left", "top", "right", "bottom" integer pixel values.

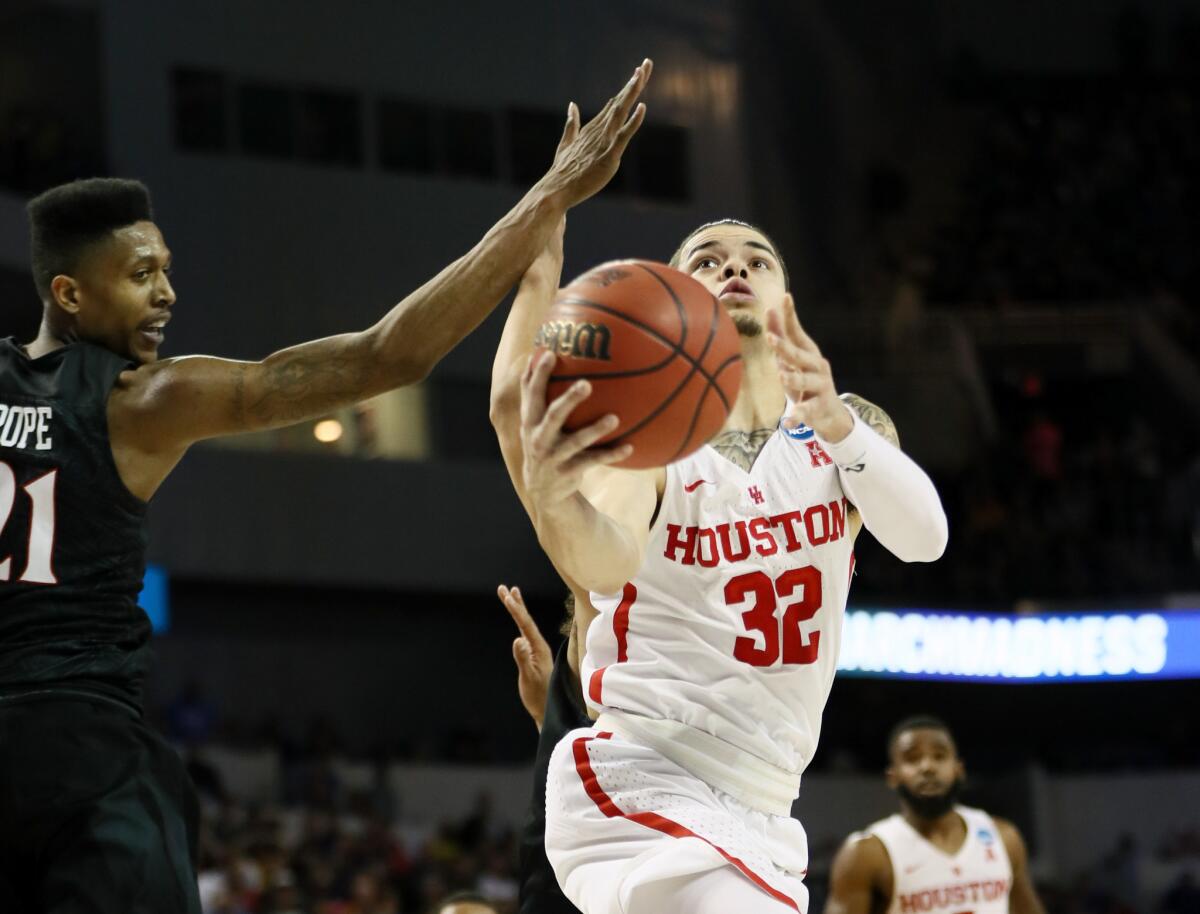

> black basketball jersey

[
  {"left": 0, "top": 337, "right": 151, "bottom": 710},
  {"left": 519, "top": 640, "right": 590, "bottom": 914}
]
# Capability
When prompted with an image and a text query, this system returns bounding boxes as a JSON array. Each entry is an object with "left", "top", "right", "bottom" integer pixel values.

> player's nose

[
  {"left": 721, "top": 263, "right": 749, "bottom": 280},
  {"left": 157, "top": 274, "right": 177, "bottom": 308}
]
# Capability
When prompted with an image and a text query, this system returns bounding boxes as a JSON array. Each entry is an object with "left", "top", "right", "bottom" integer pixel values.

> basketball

[{"left": 536, "top": 260, "right": 744, "bottom": 469}]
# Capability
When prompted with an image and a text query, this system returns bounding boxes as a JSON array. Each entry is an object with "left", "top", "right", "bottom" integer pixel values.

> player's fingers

[
  {"left": 562, "top": 442, "right": 633, "bottom": 476},
  {"left": 557, "top": 413, "right": 619, "bottom": 462},
  {"left": 608, "top": 103, "right": 647, "bottom": 158},
  {"left": 767, "top": 330, "right": 824, "bottom": 374},
  {"left": 784, "top": 297, "right": 822, "bottom": 355},
  {"left": 503, "top": 588, "right": 544, "bottom": 644},
  {"left": 519, "top": 351, "right": 552, "bottom": 430},
  {"left": 539, "top": 378, "right": 591, "bottom": 437},
  {"left": 513, "top": 637, "right": 531, "bottom": 668},
  {"left": 611, "top": 58, "right": 653, "bottom": 127},
  {"left": 556, "top": 102, "right": 581, "bottom": 155}
]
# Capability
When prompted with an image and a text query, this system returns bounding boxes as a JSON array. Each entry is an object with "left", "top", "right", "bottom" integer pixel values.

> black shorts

[{"left": 0, "top": 696, "right": 201, "bottom": 913}]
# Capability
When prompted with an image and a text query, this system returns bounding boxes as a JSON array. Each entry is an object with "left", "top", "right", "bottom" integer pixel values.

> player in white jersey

[
  {"left": 494, "top": 216, "right": 949, "bottom": 913},
  {"left": 825, "top": 717, "right": 1046, "bottom": 914}
]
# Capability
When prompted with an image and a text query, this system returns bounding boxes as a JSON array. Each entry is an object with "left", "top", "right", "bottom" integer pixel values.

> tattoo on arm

[
  {"left": 245, "top": 337, "right": 374, "bottom": 426},
  {"left": 840, "top": 393, "right": 899, "bottom": 447},
  {"left": 710, "top": 428, "right": 776, "bottom": 473}
]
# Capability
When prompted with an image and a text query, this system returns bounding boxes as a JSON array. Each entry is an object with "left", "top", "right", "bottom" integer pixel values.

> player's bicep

[
  {"left": 997, "top": 820, "right": 1046, "bottom": 914},
  {"left": 579, "top": 465, "right": 659, "bottom": 556},
  {"left": 825, "top": 836, "right": 883, "bottom": 914},
  {"left": 839, "top": 391, "right": 899, "bottom": 532},
  {"left": 840, "top": 392, "right": 900, "bottom": 448},
  {"left": 118, "top": 332, "right": 386, "bottom": 450}
]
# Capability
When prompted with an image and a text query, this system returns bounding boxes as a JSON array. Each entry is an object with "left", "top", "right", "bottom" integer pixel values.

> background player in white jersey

[
  {"left": 825, "top": 716, "right": 1046, "bottom": 914},
  {"left": 498, "top": 215, "right": 949, "bottom": 913}
]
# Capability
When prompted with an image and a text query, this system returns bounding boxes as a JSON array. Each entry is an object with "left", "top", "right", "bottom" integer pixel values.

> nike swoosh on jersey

[{"left": 683, "top": 479, "right": 712, "bottom": 492}]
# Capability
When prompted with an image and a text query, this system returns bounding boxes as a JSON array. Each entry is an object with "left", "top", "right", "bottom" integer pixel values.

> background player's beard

[
  {"left": 896, "top": 777, "right": 964, "bottom": 821},
  {"left": 732, "top": 312, "right": 763, "bottom": 337}
]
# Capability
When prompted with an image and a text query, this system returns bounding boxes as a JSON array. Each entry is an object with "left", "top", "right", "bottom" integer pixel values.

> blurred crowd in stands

[{"left": 186, "top": 746, "right": 1200, "bottom": 914}]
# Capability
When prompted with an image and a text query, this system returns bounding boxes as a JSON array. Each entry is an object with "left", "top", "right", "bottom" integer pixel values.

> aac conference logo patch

[{"left": 783, "top": 422, "right": 815, "bottom": 441}]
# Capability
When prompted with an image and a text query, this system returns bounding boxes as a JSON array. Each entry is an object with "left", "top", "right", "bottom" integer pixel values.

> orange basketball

[{"left": 537, "top": 260, "right": 743, "bottom": 469}]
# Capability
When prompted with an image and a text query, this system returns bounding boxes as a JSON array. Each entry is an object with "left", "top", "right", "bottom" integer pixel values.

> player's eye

[
  {"left": 133, "top": 270, "right": 150, "bottom": 280},
  {"left": 694, "top": 257, "right": 718, "bottom": 270},
  {"left": 751, "top": 259, "right": 769, "bottom": 270}
]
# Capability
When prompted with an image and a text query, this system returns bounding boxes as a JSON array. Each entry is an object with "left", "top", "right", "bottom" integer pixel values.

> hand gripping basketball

[
  {"left": 540, "top": 59, "right": 653, "bottom": 209},
  {"left": 520, "top": 349, "right": 633, "bottom": 506}
]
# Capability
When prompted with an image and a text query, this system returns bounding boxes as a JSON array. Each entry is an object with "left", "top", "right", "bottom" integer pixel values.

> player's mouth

[
  {"left": 137, "top": 314, "right": 171, "bottom": 347},
  {"left": 719, "top": 278, "right": 756, "bottom": 303},
  {"left": 914, "top": 781, "right": 946, "bottom": 795}
]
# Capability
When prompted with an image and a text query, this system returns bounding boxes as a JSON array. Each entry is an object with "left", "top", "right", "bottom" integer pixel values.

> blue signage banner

[
  {"left": 837, "top": 608, "right": 1200, "bottom": 682},
  {"left": 138, "top": 564, "right": 170, "bottom": 634}
]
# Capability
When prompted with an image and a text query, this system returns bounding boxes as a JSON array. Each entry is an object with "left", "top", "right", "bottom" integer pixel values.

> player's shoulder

[
  {"left": 961, "top": 806, "right": 1026, "bottom": 860},
  {"left": 839, "top": 391, "right": 899, "bottom": 447},
  {"left": 835, "top": 828, "right": 892, "bottom": 871}
]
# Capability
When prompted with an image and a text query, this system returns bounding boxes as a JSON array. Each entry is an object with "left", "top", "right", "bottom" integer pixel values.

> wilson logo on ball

[{"left": 534, "top": 320, "right": 613, "bottom": 361}]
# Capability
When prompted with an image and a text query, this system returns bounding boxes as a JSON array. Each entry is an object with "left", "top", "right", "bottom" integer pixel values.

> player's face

[
  {"left": 677, "top": 225, "right": 786, "bottom": 341},
  {"left": 71, "top": 221, "right": 175, "bottom": 364},
  {"left": 887, "top": 728, "right": 966, "bottom": 810}
]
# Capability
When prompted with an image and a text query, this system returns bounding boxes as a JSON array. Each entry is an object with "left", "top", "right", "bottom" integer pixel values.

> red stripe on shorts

[
  {"left": 571, "top": 732, "right": 801, "bottom": 911},
  {"left": 587, "top": 582, "right": 638, "bottom": 705}
]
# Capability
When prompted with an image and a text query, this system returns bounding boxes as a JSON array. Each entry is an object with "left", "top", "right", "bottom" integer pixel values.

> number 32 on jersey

[{"left": 727, "top": 565, "right": 822, "bottom": 667}]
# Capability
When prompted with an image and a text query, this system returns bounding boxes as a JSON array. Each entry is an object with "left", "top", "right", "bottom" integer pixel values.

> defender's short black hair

[
  {"left": 887, "top": 714, "right": 956, "bottom": 760},
  {"left": 27, "top": 177, "right": 153, "bottom": 301},
  {"left": 668, "top": 218, "right": 790, "bottom": 290}
]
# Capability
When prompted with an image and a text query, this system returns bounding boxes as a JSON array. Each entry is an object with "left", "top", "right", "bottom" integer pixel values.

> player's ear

[
  {"left": 884, "top": 763, "right": 899, "bottom": 789},
  {"left": 51, "top": 274, "right": 81, "bottom": 315}
]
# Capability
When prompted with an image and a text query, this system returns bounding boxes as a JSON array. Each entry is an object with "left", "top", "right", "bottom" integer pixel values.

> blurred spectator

[
  {"left": 1159, "top": 872, "right": 1200, "bottom": 914},
  {"left": 169, "top": 681, "right": 218, "bottom": 745}
]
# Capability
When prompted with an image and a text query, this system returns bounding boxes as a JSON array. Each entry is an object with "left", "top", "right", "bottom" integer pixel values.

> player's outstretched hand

[
  {"left": 765, "top": 295, "right": 855, "bottom": 443},
  {"left": 539, "top": 59, "right": 652, "bottom": 209},
  {"left": 520, "top": 349, "right": 632, "bottom": 507},
  {"left": 498, "top": 583, "right": 554, "bottom": 730}
]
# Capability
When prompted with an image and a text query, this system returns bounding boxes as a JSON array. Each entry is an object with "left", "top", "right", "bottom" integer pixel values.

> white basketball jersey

[
  {"left": 584, "top": 424, "right": 855, "bottom": 779},
  {"left": 867, "top": 806, "right": 1013, "bottom": 914}
]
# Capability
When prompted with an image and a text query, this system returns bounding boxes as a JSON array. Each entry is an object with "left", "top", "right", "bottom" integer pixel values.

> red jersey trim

[
  {"left": 571, "top": 732, "right": 801, "bottom": 911},
  {"left": 587, "top": 582, "right": 638, "bottom": 705}
]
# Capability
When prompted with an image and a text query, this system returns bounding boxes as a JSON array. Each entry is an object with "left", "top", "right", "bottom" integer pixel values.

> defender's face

[
  {"left": 677, "top": 225, "right": 787, "bottom": 340},
  {"left": 71, "top": 220, "right": 175, "bottom": 364},
  {"left": 887, "top": 728, "right": 965, "bottom": 799}
]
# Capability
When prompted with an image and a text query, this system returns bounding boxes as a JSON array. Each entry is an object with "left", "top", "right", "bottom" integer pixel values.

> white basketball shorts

[{"left": 545, "top": 727, "right": 810, "bottom": 914}]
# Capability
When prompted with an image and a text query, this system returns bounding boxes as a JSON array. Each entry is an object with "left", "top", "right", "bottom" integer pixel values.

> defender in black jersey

[
  {"left": 498, "top": 585, "right": 590, "bottom": 914},
  {"left": 0, "top": 62, "right": 652, "bottom": 913}
]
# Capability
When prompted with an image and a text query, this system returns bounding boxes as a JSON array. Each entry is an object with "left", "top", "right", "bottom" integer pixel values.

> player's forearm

[
  {"left": 820, "top": 414, "right": 948, "bottom": 562},
  {"left": 366, "top": 186, "right": 566, "bottom": 386},
  {"left": 491, "top": 246, "right": 564, "bottom": 398},
  {"left": 532, "top": 494, "right": 642, "bottom": 596}
]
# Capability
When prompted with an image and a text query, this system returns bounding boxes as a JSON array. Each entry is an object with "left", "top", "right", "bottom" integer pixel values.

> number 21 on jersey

[{"left": 0, "top": 461, "right": 58, "bottom": 584}]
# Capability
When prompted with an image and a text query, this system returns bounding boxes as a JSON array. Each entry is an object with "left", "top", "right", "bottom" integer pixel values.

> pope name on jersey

[{"left": 585, "top": 426, "right": 853, "bottom": 804}]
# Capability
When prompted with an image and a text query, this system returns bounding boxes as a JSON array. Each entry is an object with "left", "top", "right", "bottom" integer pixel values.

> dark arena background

[{"left": 2, "top": 1, "right": 1199, "bottom": 912}]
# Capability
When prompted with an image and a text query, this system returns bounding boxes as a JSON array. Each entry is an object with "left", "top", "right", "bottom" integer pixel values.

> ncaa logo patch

[
  {"left": 783, "top": 422, "right": 815, "bottom": 441},
  {"left": 978, "top": 828, "right": 994, "bottom": 844}
]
